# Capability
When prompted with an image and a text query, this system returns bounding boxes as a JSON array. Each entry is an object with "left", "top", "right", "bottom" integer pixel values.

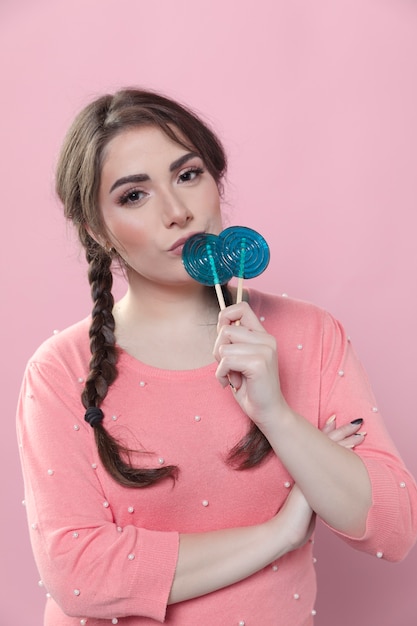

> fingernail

[
  {"left": 354, "top": 431, "right": 367, "bottom": 437},
  {"left": 326, "top": 414, "right": 336, "bottom": 425},
  {"left": 350, "top": 418, "right": 364, "bottom": 425},
  {"left": 229, "top": 381, "right": 237, "bottom": 392}
]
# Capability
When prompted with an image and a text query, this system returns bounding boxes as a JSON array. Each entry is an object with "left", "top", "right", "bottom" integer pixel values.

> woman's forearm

[
  {"left": 168, "top": 486, "right": 313, "bottom": 604},
  {"left": 213, "top": 302, "right": 371, "bottom": 537},
  {"left": 263, "top": 408, "right": 372, "bottom": 537}
]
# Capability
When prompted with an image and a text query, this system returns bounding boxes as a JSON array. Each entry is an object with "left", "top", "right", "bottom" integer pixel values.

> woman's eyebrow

[
  {"left": 110, "top": 173, "right": 149, "bottom": 193},
  {"left": 169, "top": 152, "right": 200, "bottom": 171},
  {"left": 109, "top": 152, "right": 200, "bottom": 194}
]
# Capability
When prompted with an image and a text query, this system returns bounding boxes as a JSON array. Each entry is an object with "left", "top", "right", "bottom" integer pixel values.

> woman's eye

[
  {"left": 118, "top": 189, "right": 146, "bottom": 206},
  {"left": 178, "top": 167, "right": 204, "bottom": 183}
]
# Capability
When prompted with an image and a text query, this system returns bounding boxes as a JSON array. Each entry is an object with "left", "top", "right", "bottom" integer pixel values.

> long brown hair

[{"left": 56, "top": 88, "right": 271, "bottom": 487}]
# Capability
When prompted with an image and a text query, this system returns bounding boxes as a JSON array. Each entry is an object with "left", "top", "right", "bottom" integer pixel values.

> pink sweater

[{"left": 17, "top": 290, "right": 417, "bottom": 625}]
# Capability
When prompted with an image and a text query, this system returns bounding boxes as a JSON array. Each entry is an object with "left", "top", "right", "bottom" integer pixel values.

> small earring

[{"left": 104, "top": 243, "right": 113, "bottom": 254}]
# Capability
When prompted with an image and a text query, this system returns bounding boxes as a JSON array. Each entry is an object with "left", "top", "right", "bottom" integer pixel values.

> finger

[
  {"left": 215, "top": 346, "right": 271, "bottom": 387},
  {"left": 336, "top": 432, "right": 367, "bottom": 449},
  {"left": 326, "top": 418, "right": 364, "bottom": 443},
  {"left": 228, "top": 372, "right": 243, "bottom": 392},
  {"left": 213, "top": 325, "right": 276, "bottom": 362},
  {"left": 217, "top": 301, "right": 266, "bottom": 333},
  {"left": 321, "top": 414, "right": 337, "bottom": 435}
]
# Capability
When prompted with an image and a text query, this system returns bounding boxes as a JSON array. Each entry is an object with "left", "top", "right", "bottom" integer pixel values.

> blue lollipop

[
  {"left": 182, "top": 233, "right": 233, "bottom": 309},
  {"left": 220, "top": 226, "right": 270, "bottom": 303}
]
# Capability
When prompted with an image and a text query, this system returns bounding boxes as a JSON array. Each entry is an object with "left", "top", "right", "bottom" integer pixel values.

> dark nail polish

[{"left": 350, "top": 418, "right": 364, "bottom": 425}]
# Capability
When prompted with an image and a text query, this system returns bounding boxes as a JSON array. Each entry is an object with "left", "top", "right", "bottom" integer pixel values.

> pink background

[{"left": 2, "top": 0, "right": 416, "bottom": 624}]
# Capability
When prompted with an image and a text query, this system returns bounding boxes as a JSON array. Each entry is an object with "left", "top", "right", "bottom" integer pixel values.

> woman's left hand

[
  {"left": 213, "top": 301, "right": 287, "bottom": 427},
  {"left": 322, "top": 414, "right": 367, "bottom": 450}
]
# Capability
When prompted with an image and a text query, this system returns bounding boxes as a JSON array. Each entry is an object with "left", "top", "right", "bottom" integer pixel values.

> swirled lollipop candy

[
  {"left": 220, "top": 226, "right": 270, "bottom": 304},
  {"left": 182, "top": 233, "right": 233, "bottom": 309}
]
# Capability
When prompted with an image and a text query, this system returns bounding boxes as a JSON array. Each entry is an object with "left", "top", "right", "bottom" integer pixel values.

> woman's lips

[
  {"left": 170, "top": 242, "right": 186, "bottom": 256},
  {"left": 168, "top": 232, "right": 202, "bottom": 254}
]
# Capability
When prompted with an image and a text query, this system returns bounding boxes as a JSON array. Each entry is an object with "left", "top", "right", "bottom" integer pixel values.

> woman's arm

[
  {"left": 168, "top": 417, "right": 364, "bottom": 604},
  {"left": 169, "top": 483, "right": 313, "bottom": 603},
  {"left": 214, "top": 302, "right": 373, "bottom": 538},
  {"left": 264, "top": 410, "right": 372, "bottom": 537}
]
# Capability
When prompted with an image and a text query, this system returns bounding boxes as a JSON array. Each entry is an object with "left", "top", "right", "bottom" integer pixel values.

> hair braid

[
  {"left": 82, "top": 244, "right": 118, "bottom": 406},
  {"left": 82, "top": 239, "right": 177, "bottom": 487}
]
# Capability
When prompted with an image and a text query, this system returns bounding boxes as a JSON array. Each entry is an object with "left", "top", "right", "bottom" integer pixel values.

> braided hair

[{"left": 56, "top": 88, "right": 271, "bottom": 488}]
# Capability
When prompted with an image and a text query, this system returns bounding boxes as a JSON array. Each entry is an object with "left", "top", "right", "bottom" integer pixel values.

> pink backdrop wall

[{"left": 2, "top": 1, "right": 416, "bottom": 624}]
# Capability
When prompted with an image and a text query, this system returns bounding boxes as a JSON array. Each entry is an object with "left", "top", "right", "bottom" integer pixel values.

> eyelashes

[
  {"left": 178, "top": 166, "right": 204, "bottom": 183},
  {"left": 116, "top": 166, "right": 205, "bottom": 207},
  {"left": 117, "top": 188, "right": 147, "bottom": 207}
]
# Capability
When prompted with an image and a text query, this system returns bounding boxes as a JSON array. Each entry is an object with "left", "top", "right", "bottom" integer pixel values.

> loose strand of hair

[
  {"left": 227, "top": 422, "right": 272, "bottom": 470},
  {"left": 93, "top": 425, "right": 178, "bottom": 488}
]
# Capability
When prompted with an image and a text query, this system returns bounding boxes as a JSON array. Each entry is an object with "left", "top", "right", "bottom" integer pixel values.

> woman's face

[{"left": 98, "top": 125, "right": 223, "bottom": 288}]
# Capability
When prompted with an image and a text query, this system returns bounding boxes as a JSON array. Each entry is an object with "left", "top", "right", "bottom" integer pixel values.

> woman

[{"left": 17, "top": 88, "right": 417, "bottom": 625}]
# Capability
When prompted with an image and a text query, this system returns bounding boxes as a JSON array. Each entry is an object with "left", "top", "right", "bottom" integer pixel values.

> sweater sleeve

[
  {"left": 16, "top": 356, "right": 179, "bottom": 622},
  {"left": 318, "top": 312, "right": 417, "bottom": 562}
]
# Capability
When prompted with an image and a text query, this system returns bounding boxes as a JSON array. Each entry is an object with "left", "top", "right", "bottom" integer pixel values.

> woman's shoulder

[
  {"left": 28, "top": 317, "right": 92, "bottom": 371},
  {"left": 248, "top": 288, "right": 348, "bottom": 357},
  {"left": 248, "top": 287, "right": 346, "bottom": 343},
  {"left": 247, "top": 288, "right": 328, "bottom": 322}
]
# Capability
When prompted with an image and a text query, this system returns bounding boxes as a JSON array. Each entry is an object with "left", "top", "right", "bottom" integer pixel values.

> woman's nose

[{"left": 161, "top": 190, "right": 192, "bottom": 227}]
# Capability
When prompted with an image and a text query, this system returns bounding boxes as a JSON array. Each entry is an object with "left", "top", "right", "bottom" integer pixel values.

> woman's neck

[{"left": 112, "top": 283, "right": 221, "bottom": 370}]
